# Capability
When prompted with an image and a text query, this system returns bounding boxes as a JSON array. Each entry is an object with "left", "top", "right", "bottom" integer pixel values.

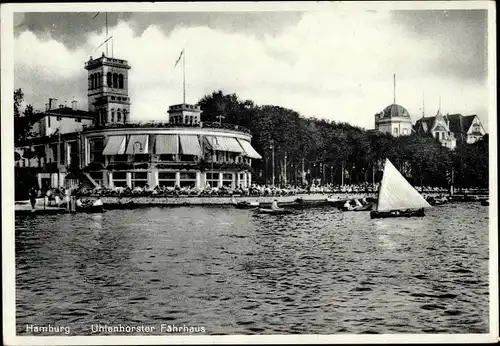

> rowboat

[
  {"left": 234, "top": 201, "right": 259, "bottom": 209},
  {"left": 256, "top": 208, "right": 295, "bottom": 215},
  {"left": 480, "top": 199, "right": 489, "bottom": 206},
  {"left": 370, "top": 159, "right": 431, "bottom": 219}
]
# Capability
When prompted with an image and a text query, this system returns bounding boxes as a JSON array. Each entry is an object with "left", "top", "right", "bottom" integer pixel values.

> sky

[{"left": 13, "top": 7, "right": 490, "bottom": 131}]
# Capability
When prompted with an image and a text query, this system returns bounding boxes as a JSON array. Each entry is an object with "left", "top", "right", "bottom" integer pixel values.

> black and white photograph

[{"left": 1, "top": 1, "right": 497, "bottom": 345}]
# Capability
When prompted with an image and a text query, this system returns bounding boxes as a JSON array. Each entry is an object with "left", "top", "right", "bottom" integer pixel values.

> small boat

[
  {"left": 75, "top": 198, "right": 105, "bottom": 213},
  {"left": 340, "top": 198, "right": 373, "bottom": 212},
  {"left": 256, "top": 208, "right": 295, "bottom": 215},
  {"left": 234, "top": 201, "right": 259, "bottom": 209},
  {"left": 353, "top": 202, "right": 374, "bottom": 211},
  {"left": 370, "top": 158, "right": 431, "bottom": 219},
  {"left": 480, "top": 199, "right": 489, "bottom": 206},
  {"left": 76, "top": 205, "right": 104, "bottom": 213}
]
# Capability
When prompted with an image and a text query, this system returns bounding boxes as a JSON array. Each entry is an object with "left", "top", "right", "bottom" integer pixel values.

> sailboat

[{"left": 370, "top": 158, "right": 431, "bottom": 219}]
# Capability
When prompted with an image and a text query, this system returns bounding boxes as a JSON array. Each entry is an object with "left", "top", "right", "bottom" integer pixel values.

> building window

[
  {"left": 119, "top": 74, "right": 124, "bottom": 89},
  {"left": 89, "top": 138, "right": 105, "bottom": 164},
  {"left": 222, "top": 173, "right": 233, "bottom": 188},
  {"left": 134, "top": 154, "right": 150, "bottom": 162},
  {"left": 117, "top": 109, "right": 121, "bottom": 122},
  {"left": 393, "top": 128, "right": 399, "bottom": 136},
  {"left": 47, "top": 116, "right": 51, "bottom": 127},
  {"left": 112, "top": 154, "right": 128, "bottom": 163},
  {"left": 111, "top": 110, "right": 115, "bottom": 122},
  {"left": 158, "top": 154, "right": 175, "bottom": 161},
  {"left": 158, "top": 171, "right": 176, "bottom": 187},
  {"left": 402, "top": 128, "right": 408, "bottom": 135},
  {"left": 205, "top": 172, "right": 219, "bottom": 188},
  {"left": 179, "top": 154, "right": 196, "bottom": 162},
  {"left": 179, "top": 172, "right": 196, "bottom": 188},
  {"left": 113, "top": 73, "right": 118, "bottom": 88},
  {"left": 131, "top": 172, "right": 148, "bottom": 188},
  {"left": 107, "top": 72, "right": 112, "bottom": 87},
  {"left": 112, "top": 172, "right": 128, "bottom": 187}
]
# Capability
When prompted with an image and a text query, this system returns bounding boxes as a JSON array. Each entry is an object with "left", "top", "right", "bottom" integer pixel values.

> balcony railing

[{"left": 82, "top": 121, "right": 251, "bottom": 134}]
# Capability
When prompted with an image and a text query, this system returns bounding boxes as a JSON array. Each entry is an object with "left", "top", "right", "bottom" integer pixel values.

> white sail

[{"left": 376, "top": 159, "right": 432, "bottom": 212}]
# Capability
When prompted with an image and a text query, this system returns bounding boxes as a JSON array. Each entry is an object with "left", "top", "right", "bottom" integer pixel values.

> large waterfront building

[{"left": 15, "top": 54, "right": 262, "bottom": 191}]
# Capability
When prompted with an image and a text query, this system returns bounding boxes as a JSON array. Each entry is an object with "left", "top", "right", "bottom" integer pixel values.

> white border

[{"left": 1, "top": 2, "right": 498, "bottom": 345}]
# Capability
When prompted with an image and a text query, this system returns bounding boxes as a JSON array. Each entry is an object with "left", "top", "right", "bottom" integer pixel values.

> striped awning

[
  {"left": 237, "top": 139, "right": 262, "bottom": 159},
  {"left": 102, "top": 136, "right": 126, "bottom": 155},
  {"left": 155, "top": 135, "right": 179, "bottom": 154},
  {"left": 205, "top": 136, "right": 244, "bottom": 153},
  {"left": 179, "top": 135, "right": 202, "bottom": 156},
  {"left": 126, "top": 135, "right": 149, "bottom": 154}
]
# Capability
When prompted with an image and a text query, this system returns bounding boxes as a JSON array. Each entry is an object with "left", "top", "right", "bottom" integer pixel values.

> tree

[
  {"left": 198, "top": 90, "right": 488, "bottom": 188},
  {"left": 14, "top": 88, "right": 36, "bottom": 144}
]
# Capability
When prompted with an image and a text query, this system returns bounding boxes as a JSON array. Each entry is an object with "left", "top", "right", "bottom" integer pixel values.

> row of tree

[{"left": 198, "top": 90, "right": 489, "bottom": 188}]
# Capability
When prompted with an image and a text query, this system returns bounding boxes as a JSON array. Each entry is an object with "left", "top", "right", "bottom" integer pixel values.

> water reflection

[{"left": 15, "top": 203, "right": 489, "bottom": 335}]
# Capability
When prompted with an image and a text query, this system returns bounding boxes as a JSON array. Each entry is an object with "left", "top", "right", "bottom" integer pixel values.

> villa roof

[
  {"left": 414, "top": 116, "right": 435, "bottom": 134},
  {"left": 41, "top": 107, "right": 94, "bottom": 119},
  {"left": 446, "top": 114, "right": 477, "bottom": 142}
]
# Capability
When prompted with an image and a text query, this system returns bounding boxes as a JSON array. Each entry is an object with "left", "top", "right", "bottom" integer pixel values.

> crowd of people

[{"left": 74, "top": 182, "right": 387, "bottom": 198}]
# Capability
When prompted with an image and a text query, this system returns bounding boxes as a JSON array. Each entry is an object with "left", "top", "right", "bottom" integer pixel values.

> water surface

[{"left": 15, "top": 202, "right": 490, "bottom": 335}]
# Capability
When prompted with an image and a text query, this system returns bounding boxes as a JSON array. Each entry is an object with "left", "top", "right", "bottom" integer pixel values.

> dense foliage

[
  {"left": 14, "top": 88, "right": 36, "bottom": 145},
  {"left": 199, "top": 90, "right": 489, "bottom": 188}
]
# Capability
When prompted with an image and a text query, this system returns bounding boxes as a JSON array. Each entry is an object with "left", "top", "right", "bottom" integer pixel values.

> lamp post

[
  {"left": 211, "top": 139, "right": 220, "bottom": 187},
  {"left": 270, "top": 139, "right": 275, "bottom": 187}
]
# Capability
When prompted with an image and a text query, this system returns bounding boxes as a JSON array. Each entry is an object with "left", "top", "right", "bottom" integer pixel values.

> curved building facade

[{"left": 81, "top": 122, "right": 261, "bottom": 189}]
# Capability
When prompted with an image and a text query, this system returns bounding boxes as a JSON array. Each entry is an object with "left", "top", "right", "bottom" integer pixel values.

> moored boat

[
  {"left": 234, "top": 201, "right": 259, "bottom": 209},
  {"left": 256, "top": 208, "right": 295, "bottom": 215},
  {"left": 370, "top": 158, "right": 431, "bottom": 219},
  {"left": 480, "top": 199, "right": 489, "bottom": 206}
]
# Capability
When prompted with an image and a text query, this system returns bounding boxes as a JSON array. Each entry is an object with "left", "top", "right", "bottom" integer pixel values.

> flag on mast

[{"left": 174, "top": 49, "right": 184, "bottom": 68}]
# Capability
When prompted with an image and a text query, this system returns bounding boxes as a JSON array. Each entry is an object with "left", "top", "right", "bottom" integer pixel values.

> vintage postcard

[{"left": 1, "top": 1, "right": 497, "bottom": 345}]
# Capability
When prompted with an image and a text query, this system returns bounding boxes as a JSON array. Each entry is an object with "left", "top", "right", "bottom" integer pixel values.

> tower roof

[
  {"left": 85, "top": 54, "right": 131, "bottom": 70},
  {"left": 379, "top": 104, "right": 411, "bottom": 119}
]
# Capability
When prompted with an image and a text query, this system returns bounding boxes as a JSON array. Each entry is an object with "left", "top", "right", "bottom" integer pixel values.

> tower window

[
  {"left": 117, "top": 109, "right": 122, "bottom": 122},
  {"left": 98, "top": 72, "right": 102, "bottom": 87},
  {"left": 90, "top": 74, "right": 95, "bottom": 89},
  {"left": 107, "top": 72, "right": 112, "bottom": 87},
  {"left": 113, "top": 73, "right": 118, "bottom": 88},
  {"left": 119, "top": 74, "right": 124, "bottom": 89},
  {"left": 111, "top": 110, "right": 115, "bottom": 123}
]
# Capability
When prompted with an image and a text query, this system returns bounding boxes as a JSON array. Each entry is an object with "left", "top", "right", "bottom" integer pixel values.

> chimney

[
  {"left": 48, "top": 98, "right": 57, "bottom": 110},
  {"left": 72, "top": 100, "right": 78, "bottom": 110},
  {"left": 45, "top": 103, "right": 49, "bottom": 111}
]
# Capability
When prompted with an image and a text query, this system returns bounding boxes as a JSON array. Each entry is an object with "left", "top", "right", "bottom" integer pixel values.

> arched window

[
  {"left": 113, "top": 73, "right": 118, "bottom": 88},
  {"left": 117, "top": 109, "right": 121, "bottom": 122},
  {"left": 119, "top": 74, "right": 124, "bottom": 89},
  {"left": 107, "top": 72, "right": 112, "bottom": 87},
  {"left": 111, "top": 110, "right": 115, "bottom": 122},
  {"left": 122, "top": 109, "right": 127, "bottom": 123},
  {"left": 97, "top": 72, "right": 102, "bottom": 87},
  {"left": 90, "top": 74, "right": 95, "bottom": 89}
]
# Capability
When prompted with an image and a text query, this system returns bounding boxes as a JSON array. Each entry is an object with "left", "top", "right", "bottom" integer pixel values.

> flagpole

[
  {"left": 106, "top": 12, "right": 108, "bottom": 56},
  {"left": 183, "top": 49, "right": 186, "bottom": 104}
]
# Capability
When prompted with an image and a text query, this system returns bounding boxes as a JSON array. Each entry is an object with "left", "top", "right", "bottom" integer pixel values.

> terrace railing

[{"left": 82, "top": 121, "right": 251, "bottom": 134}]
